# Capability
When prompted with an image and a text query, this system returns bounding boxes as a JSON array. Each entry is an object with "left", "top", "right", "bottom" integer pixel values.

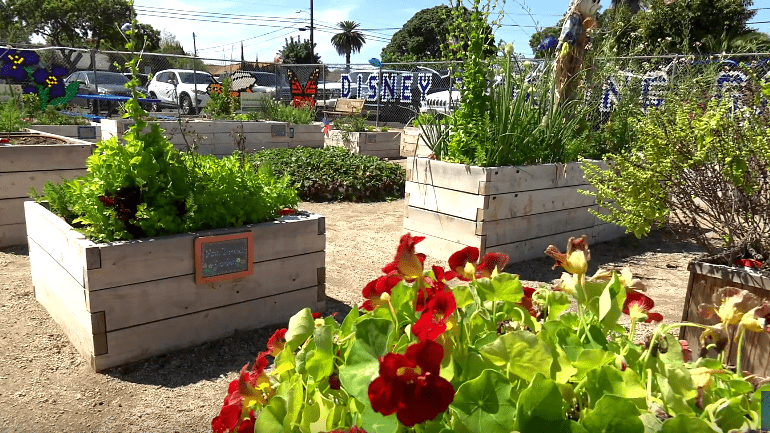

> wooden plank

[
  {"left": 0, "top": 223, "right": 27, "bottom": 247},
  {"left": 490, "top": 227, "right": 602, "bottom": 265},
  {"left": 0, "top": 197, "right": 29, "bottom": 225},
  {"left": 0, "top": 169, "right": 87, "bottom": 199},
  {"left": 406, "top": 158, "right": 489, "bottom": 194},
  {"left": 92, "top": 286, "right": 320, "bottom": 371},
  {"left": 688, "top": 261, "right": 770, "bottom": 290},
  {"left": 406, "top": 158, "right": 602, "bottom": 196},
  {"left": 405, "top": 181, "right": 487, "bottom": 220},
  {"left": 401, "top": 227, "right": 473, "bottom": 263},
  {"left": 0, "top": 145, "right": 91, "bottom": 172},
  {"left": 358, "top": 142, "right": 401, "bottom": 152},
  {"left": 85, "top": 213, "right": 326, "bottom": 291},
  {"left": 24, "top": 202, "right": 96, "bottom": 287},
  {"left": 479, "top": 185, "right": 597, "bottom": 221},
  {"left": 481, "top": 206, "right": 598, "bottom": 246},
  {"left": 403, "top": 207, "right": 482, "bottom": 247},
  {"left": 88, "top": 251, "right": 324, "bottom": 331},
  {"left": 360, "top": 150, "right": 402, "bottom": 159},
  {"left": 28, "top": 236, "right": 98, "bottom": 362}
]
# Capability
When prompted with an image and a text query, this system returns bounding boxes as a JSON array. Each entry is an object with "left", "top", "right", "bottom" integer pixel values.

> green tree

[
  {"left": 330, "top": 21, "right": 366, "bottom": 67},
  {"left": 600, "top": 0, "right": 758, "bottom": 56},
  {"left": 381, "top": 5, "right": 495, "bottom": 62},
  {"left": 528, "top": 26, "right": 561, "bottom": 58},
  {"left": 278, "top": 37, "right": 320, "bottom": 64},
  {"left": 0, "top": 0, "right": 31, "bottom": 44}
]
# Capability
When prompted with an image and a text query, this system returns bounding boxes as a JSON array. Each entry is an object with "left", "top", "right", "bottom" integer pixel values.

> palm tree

[{"left": 331, "top": 21, "right": 366, "bottom": 68}]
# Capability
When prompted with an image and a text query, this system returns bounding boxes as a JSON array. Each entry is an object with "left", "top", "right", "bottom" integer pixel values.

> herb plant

[
  {"left": 241, "top": 98, "right": 315, "bottom": 124},
  {"left": 0, "top": 97, "right": 28, "bottom": 133},
  {"left": 204, "top": 78, "right": 240, "bottom": 119},
  {"left": 212, "top": 234, "right": 770, "bottom": 433},
  {"left": 253, "top": 146, "right": 405, "bottom": 202}
]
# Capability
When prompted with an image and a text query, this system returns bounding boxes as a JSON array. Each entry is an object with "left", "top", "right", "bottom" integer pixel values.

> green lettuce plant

[
  {"left": 30, "top": 14, "right": 299, "bottom": 242},
  {"left": 211, "top": 234, "right": 770, "bottom": 433}
]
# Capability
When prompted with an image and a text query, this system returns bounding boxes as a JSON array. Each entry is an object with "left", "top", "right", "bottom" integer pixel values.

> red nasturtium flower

[
  {"left": 381, "top": 233, "right": 426, "bottom": 281},
  {"left": 368, "top": 340, "right": 455, "bottom": 426},
  {"left": 212, "top": 353, "right": 274, "bottom": 433},
  {"left": 413, "top": 290, "right": 457, "bottom": 341},
  {"left": 623, "top": 291, "right": 663, "bottom": 323},
  {"left": 448, "top": 247, "right": 509, "bottom": 281},
  {"left": 361, "top": 273, "right": 402, "bottom": 311},
  {"left": 519, "top": 287, "right": 538, "bottom": 317},
  {"left": 266, "top": 328, "right": 287, "bottom": 356}
]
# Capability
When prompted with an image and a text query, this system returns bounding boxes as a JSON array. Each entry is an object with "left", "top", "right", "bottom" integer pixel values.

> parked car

[
  {"left": 64, "top": 71, "right": 147, "bottom": 113},
  {"left": 147, "top": 69, "right": 216, "bottom": 114}
]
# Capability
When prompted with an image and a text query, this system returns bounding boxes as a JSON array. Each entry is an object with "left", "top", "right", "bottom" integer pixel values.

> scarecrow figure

[{"left": 554, "top": 0, "right": 601, "bottom": 105}]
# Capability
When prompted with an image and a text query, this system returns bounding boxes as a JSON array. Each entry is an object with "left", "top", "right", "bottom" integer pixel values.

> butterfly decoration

[
  {"left": 207, "top": 70, "right": 255, "bottom": 98},
  {"left": 287, "top": 67, "right": 319, "bottom": 108}
]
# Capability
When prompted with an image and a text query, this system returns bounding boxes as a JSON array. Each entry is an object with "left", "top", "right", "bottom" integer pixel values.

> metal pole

[
  {"left": 375, "top": 66, "right": 381, "bottom": 127},
  {"left": 310, "top": 0, "right": 314, "bottom": 62},
  {"left": 192, "top": 32, "right": 198, "bottom": 114},
  {"left": 91, "top": 49, "right": 100, "bottom": 116}
]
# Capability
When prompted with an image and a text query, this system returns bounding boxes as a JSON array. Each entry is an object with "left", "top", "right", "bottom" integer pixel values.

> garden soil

[{"left": 0, "top": 199, "right": 707, "bottom": 432}]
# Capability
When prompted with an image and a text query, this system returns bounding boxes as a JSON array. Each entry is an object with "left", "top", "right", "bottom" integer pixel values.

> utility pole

[
  {"left": 310, "top": 0, "right": 314, "bottom": 63},
  {"left": 192, "top": 32, "right": 198, "bottom": 113}
]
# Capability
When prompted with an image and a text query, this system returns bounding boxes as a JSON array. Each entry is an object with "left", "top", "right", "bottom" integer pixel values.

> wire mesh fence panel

[{"left": 1, "top": 44, "right": 768, "bottom": 124}]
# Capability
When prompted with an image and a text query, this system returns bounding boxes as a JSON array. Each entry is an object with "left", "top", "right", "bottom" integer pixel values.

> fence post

[{"left": 375, "top": 65, "right": 382, "bottom": 127}]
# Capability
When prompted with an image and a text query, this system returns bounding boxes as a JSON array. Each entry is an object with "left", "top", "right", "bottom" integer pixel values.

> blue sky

[{"left": 133, "top": 0, "right": 770, "bottom": 66}]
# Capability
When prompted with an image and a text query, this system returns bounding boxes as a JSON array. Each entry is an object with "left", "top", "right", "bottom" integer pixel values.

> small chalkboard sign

[{"left": 194, "top": 232, "right": 254, "bottom": 284}]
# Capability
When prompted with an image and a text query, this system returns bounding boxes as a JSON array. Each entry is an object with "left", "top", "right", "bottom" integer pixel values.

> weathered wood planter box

[
  {"left": 25, "top": 201, "right": 326, "bottom": 372},
  {"left": 680, "top": 258, "right": 770, "bottom": 376},
  {"left": 100, "top": 119, "right": 324, "bottom": 156},
  {"left": 403, "top": 157, "right": 626, "bottom": 264},
  {"left": 29, "top": 124, "right": 101, "bottom": 143},
  {"left": 0, "top": 131, "right": 92, "bottom": 248},
  {"left": 400, "top": 127, "right": 431, "bottom": 157},
  {"left": 326, "top": 131, "right": 402, "bottom": 159}
]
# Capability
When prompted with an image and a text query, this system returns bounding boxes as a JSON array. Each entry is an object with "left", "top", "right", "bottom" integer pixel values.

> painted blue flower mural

[
  {"left": 0, "top": 49, "right": 78, "bottom": 109},
  {"left": 0, "top": 49, "right": 40, "bottom": 81}
]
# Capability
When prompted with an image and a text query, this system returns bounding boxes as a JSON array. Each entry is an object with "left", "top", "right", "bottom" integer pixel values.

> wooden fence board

[
  {"left": 0, "top": 145, "right": 92, "bottom": 172},
  {"left": 481, "top": 206, "right": 598, "bottom": 247},
  {"left": 85, "top": 214, "right": 325, "bottom": 291},
  {"left": 88, "top": 251, "right": 324, "bottom": 331},
  {"left": 24, "top": 202, "right": 94, "bottom": 286},
  {"left": 0, "top": 198, "right": 30, "bottom": 225},
  {"left": 403, "top": 206, "right": 482, "bottom": 247},
  {"left": 93, "top": 286, "right": 319, "bottom": 371},
  {"left": 29, "top": 237, "right": 97, "bottom": 361},
  {"left": 479, "top": 185, "right": 597, "bottom": 221},
  {"left": 0, "top": 223, "right": 26, "bottom": 247},
  {"left": 0, "top": 169, "right": 87, "bottom": 199},
  {"left": 405, "top": 183, "right": 487, "bottom": 220}
]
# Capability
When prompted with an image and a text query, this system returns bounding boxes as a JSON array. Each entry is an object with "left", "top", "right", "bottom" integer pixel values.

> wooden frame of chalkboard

[{"left": 194, "top": 232, "right": 254, "bottom": 284}]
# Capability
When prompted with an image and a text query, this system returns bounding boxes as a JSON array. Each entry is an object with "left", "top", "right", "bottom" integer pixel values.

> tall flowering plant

[{"left": 214, "top": 234, "right": 770, "bottom": 433}]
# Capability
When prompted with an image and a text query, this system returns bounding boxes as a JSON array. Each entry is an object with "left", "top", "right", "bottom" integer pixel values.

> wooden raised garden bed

[
  {"left": 0, "top": 131, "right": 92, "bottom": 248},
  {"left": 100, "top": 119, "right": 324, "bottom": 156},
  {"left": 325, "top": 130, "right": 402, "bottom": 159},
  {"left": 680, "top": 257, "right": 770, "bottom": 376},
  {"left": 29, "top": 124, "right": 101, "bottom": 143},
  {"left": 25, "top": 201, "right": 326, "bottom": 372},
  {"left": 403, "top": 157, "right": 626, "bottom": 264}
]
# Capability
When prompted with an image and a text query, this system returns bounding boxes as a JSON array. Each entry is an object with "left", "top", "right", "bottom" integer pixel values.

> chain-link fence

[{"left": 1, "top": 45, "right": 768, "bottom": 125}]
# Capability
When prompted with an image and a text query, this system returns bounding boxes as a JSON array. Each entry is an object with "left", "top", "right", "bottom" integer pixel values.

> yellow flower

[
  {"left": 739, "top": 303, "right": 770, "bottom": 333},
  {"left": 544, "top": 235, "right": 591, "bottom": 276}
]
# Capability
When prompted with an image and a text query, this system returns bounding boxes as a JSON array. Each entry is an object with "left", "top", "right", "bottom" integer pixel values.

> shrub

[
  {"left": 583, "top": 91, "right": 770, "bottom": 256},
  {"left": 253, "top": 146, "right": 405, "bottom": 202},
  {"left": 204, "top": 78, "right": 240, "bottom": 119}
]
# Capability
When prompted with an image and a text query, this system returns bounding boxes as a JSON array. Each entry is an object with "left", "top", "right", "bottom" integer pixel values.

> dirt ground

[{"left": 0, "top": 199, "right": 707, "bottom": 432}]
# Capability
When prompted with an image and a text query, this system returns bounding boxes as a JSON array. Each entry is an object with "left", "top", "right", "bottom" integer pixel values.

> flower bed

[
  {"left": 26, "top": 201, "right": 326, "bottom": 371},
  {"left": 100, "top": 119, "right": 324, "bottom": 156},
  {"left": 403, "top": 157, "right": 625, "bottom": 263},
  {"left": 211, "top": 233, "right": 770, "bottom": 433},
  {"left": 0, "top": 130, "right": 92, "bottom": 248}
]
